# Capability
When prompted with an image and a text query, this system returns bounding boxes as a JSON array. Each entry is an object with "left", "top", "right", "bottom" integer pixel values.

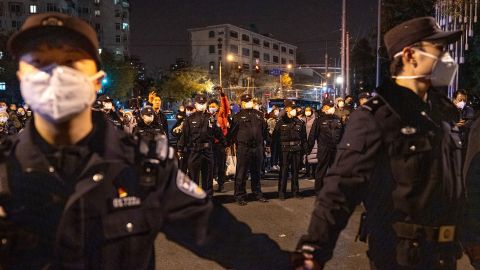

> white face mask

[
  {"left": 274, "top": 110, "right": 279, "bottom": 116},
  {"left": 244, "top": 101, "right": 254, "bottom": 109},
  {"left": 0, "top": 117, "right": 8, "bottom": 123},
  {"left": 142, "top": 115, "right": 154, "bottom": 124},
  {"left": 393, "top": 49, "right": 458, "bottom": 87},
  {"left": 305, "top": 111, "right": 312, "bottom": 117},
  {"left": 103, "top": 102, "right": 113, "bottom": 111},
  {"left": 186, "top": 111, "right": 193, "bottom": 116},
  {"left": 338, "top": 101, "right": 345, "bottom": 108},
  {"left": 209, "top": 107, "right": 218, "bottom": 114},
  {"left": 20, "top": 65, "right": 104, "bottom": 123},
  {"left": 289, "top": 109, "right": 297, "bottom": 117},
  {"left": 195, "top": 103, "right": 207, "bottom": 112},
  {"left": 456, "top": 101, "right": 466, "bottom": 110},
  {"left": 326, "top": 107, "right": 335, "bottom": 115}
]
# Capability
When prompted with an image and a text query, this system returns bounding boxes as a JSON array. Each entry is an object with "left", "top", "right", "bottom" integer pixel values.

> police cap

[
  {"left": 322, "top": 98, "right": 334, "bottom": 107},
  {"left": 240, "top": 94, "right": 253, "bottom": 102},
  {"left": 141, "top": 106, "right": 155, "bottom": 116},
  {"left": 384, "top": 17, "right": 462, "bottom": 59},
  {"left": 97, "top": 95, "right": 113, "bottom": 102},
  {"left": 358, "top": 92, "right": 371, "bottom": 100},
  {"left": 195, "top": 94, "right": 207, "bottom": 104}
]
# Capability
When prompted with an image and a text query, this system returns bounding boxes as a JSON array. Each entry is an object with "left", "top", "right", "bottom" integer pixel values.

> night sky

[{"left": 130, "top": 0, "right": 378, "bottom": 73}]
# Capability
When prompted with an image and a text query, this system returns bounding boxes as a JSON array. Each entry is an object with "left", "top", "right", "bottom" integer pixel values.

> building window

[
  {"left": 115, "top": 23, "right": 121, "bottom": 30},
  {"left": 95, "top": 9, "right": 101, "bottom": 16},
  {"left": 242, "top": 48, "right": 250, "bottom": 57},
  {"left": 273, "top": 44, "right": 279, "bottom": 50},
  {"left": 122, "top": 22, "right": 129, "bottom": 30},
  {"left": 29, "top": 5, "right": 37, "bottom": 14},
  {"left": 281, "top": 46, "right": 287, "bottom": 53},
  {"left": 230, "top": 44, "right": 238, "bottom": 54},
  {"left": 209, "top": 61, "right": 215, "bottom": 71},
  {"left": 9, "top": 3, "right": 22, "bottom": 14},
  {"left": 288, "top": 59, "right": 294, "bottom": 64},
  {"left": 115, "top": 35, "right": 121, "bottom": 43},
  {"left": 273, "top": 56, "right": 279, "bottom": 63},
  {"left": 122, "top": 35, "right": 128, "bottom": 42},
  {"left": 242, "top": 63, "right": 250, "bottom": 71},
  {"left": 263, "top": 53, "right": 270, "bottom": 62},
  {"left": 11, "top": 21, "right": 21, "bottom": 28},
  {"left": 253, "top": 38, "right": 260, "bottom": 45},
  {"left": 230, "top": 31, "right": 238, "bottom": 39},
  {"left": 253, "top": 50, "right": 260, "bottom": 59},
  {"left": 95, "top": 23, "right": 101, "bottom": 31},
  {"left": 281, "top": 58, "right": 286, "bottom": 64},
  {"left": 241, "top": 34, "right": 250, "bottom": 42},
  {"left": 46, "top": 3, "right": 58, "bottom": 12},
  {"left": 209, "top": 45, "right": 216, "bottom": 54},
  {"left": 115, "top": 9, "right": 120, "bottom": 17},
  {"left": 208, "top": 30, "right": 215, "bottom": 38},
  {"left": 289, "top": 48, "right": 294, "bottom": 55},
  {"left": 263, "top": 41, "right": 270, "bottom": 48},
  {"left": 0, "top": 82, "right": 5, "bottom": 91}
]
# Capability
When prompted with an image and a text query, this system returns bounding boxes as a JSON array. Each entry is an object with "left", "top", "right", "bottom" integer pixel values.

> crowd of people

[{"left": 83, "top": 85, "right": 476, "bottom": 207}]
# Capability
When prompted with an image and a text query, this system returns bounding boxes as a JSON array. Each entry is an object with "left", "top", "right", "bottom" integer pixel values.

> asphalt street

[{"left": 155, "top": 176, "right": 473, "bottom": 270}]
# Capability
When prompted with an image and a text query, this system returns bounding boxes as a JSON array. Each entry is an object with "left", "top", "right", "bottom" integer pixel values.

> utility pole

[
  {"left": 346, "top": 31, "right": 350, "bottom": 95},
  {"left": 341, "top": 0, "right": 347, "bottom": 97},
  {"left": 376, "top": 0, "right": 381, "bottom": 87}
]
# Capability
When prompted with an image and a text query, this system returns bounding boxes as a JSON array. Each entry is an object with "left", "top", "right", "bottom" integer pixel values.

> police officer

[
  {"left": 228, "top": 94, "right": 269, "bottom": 206},
  {"left": 177, "top": 94, "right": 225, "bottom": 198},
  {"left": 98, "top": 94, "right": 123, "bottom": 129},
  {"left": 0, "top": 13, "right": 293, "bottom": 270},
  {"left": 273, "top": 102, "right": 307, "bottom": 200},
  {"left": 358, "top": 92, "right": 371, "bottom": 107},
  {"left": 133, "top": 106, "right": 163, "bottom": 140},
  {"left": 307, "top": 98, "right": 343, "bottom": 193},
  {"left": 297, "top": 17, "right": 465, "bottom": 270}
]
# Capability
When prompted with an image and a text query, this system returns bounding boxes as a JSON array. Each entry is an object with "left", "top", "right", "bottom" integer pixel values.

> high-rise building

[
  {"left": 0, "top": 0, "right": 130, "bottom": 57},
  {"left": 189, "top": 24, "right": 297, "bottom": 73}
]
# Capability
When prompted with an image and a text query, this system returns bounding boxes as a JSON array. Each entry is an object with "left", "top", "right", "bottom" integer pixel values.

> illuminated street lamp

[
  {"left": 226, "top": 54, "right": 234, "bottom": 62},
  {"left": 287, "top": 64, "right": 292, "bottom": 69},
  {"left": 336, "top": 76, "right": 344, "bottom": 85}
]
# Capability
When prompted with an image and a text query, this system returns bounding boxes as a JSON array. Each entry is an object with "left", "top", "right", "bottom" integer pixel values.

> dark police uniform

[
  {"left": 298, "top": 79, "right": 464, "bottom": 269},
  {"left": 98, "top": 95, "right": 123, "bottom": 130},
  {"left": 273, "top": 111, "right": 307, "bottom": 199},
  {"left": 0, "top": 12, "right": 293, "bottom": 270},
  {"left": 0, "top": 111, "right": 292, "bottom": 270},
  {"left": 153, "top": 109, "right": 169, "bottom": 140},
  {"left": 133, "top": 107, "right": 164, "bottom": 140},
  {"left": 307, "top": 101, "right": 343, "bottom": 193},
  {"left": 227, "top": 94, "right": 268, "bottom": 205},
  {"left": 177, "top": 95, "right": 225, "bottom": 197}
]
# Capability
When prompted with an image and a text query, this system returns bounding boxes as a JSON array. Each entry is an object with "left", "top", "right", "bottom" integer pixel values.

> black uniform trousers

[
  {"left": 188, "top": 148, "right": 214, "bottom": 196},
  {"left": 234, "top": 144, "right": 264, "bottom": 200},
  {"left": 314, "top": 146, "right": 335, "bottom": 193},
  {"left": 279, "top": 150, "right": 302, "bottom": 196},
  {"left": 179, "top": 152, "right": 189, "bottom": 174},
  {"left": 213, "top": 143, "right": 226, "bottom": 187}
]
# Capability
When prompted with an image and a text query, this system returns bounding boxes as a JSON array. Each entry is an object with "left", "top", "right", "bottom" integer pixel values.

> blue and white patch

[{"left": 176, "top": 170, "right": 206, "bottom": 199}]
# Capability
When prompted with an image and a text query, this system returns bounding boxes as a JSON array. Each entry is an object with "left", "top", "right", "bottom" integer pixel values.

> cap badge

[{"left": 42, "top": 17, "right": 64, "bottom": 27}]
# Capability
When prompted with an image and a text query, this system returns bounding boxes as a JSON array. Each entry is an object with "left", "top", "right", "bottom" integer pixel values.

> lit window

[
  {"left": 29, "top": 5, "right": 37, "bottom": 14},
  {"left": 0, "top": 82, "right": 6, "bottom": 91},
  {"left": 95, "top": 10, "right": 100, "bottom": 16},
  {"left": 122, "top": 22, "right": 129, "bottom": 30}
]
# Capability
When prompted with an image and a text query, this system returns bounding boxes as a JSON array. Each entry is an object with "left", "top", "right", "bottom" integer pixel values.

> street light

[
  {"left": 227, "top": 54, "right": 234, "bottom": 62},
  {"left": 336, "top": 76, "right": 344, "bottom": 85},
  {"left": 287, "top": 64, "right": 292, "bottom": 69}
]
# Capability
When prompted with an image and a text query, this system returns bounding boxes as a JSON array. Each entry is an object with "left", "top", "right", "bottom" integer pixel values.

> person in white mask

[
  {"left": 3, "top": 12, "right": 293, "bottom": 270},
  {"left": 452, "top": 89, "right": 475, "bottom": 150},
  {"left": 132, "top": 106, "right": 163, "bottom": 140},
  {"left": 298, "top": 17, "right": 469, "bottom": 270}
]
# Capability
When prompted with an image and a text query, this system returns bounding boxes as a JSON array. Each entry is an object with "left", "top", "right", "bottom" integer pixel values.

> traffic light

[{"left": 255, "top": 65, "right": 260, "bottom": 73}]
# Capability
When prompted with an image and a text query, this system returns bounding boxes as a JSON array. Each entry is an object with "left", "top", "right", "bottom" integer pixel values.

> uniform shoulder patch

[{"left": 176, "top": 170, "right": 206, "bottom": 199}]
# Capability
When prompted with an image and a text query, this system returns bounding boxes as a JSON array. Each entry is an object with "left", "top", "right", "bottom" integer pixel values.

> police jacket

[
  {"left": 132, "top": 120, "right": 163, "bottom": 141},
  {"left": 298, "top": 80, "right": 464, "bottom": 265},
  {"left": 307, "top": 113, "right": 343, "bottom": 152},
  {"left": 104, "top": 110, "right": 123, "bottom": 129},
  {"left": 0, "top": 112, "right": 291, "bottom": 270},
  {"left": 228, "top": 109, "right": 268, "bottom": 147},
  {"left": 154, "top": 110, "right": 169, "bottom": 139},
  {"left": 177, "top": 111, "right": 225, "bottom": 151},
  {"left": 273, "top": 115, "right": 307, "bottom": 152}
]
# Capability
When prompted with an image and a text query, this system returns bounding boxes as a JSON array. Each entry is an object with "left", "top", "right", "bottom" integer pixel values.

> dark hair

[
  {"left": 389, "top": 56, "right": 404, "bottom": 76},
  {"left": 453, "top": 89, "right": 468, "bottom": 99},
  {"left": 207, "top": 99, "right": 219, "bottom": 106}
]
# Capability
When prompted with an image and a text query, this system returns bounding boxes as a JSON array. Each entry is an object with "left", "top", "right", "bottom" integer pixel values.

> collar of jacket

[
  {"left": 15, "top": 111, "right": 135, "bottom": 175},
  {"left": 375, "top": 79, "right": 459, "bottom": 127}
]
